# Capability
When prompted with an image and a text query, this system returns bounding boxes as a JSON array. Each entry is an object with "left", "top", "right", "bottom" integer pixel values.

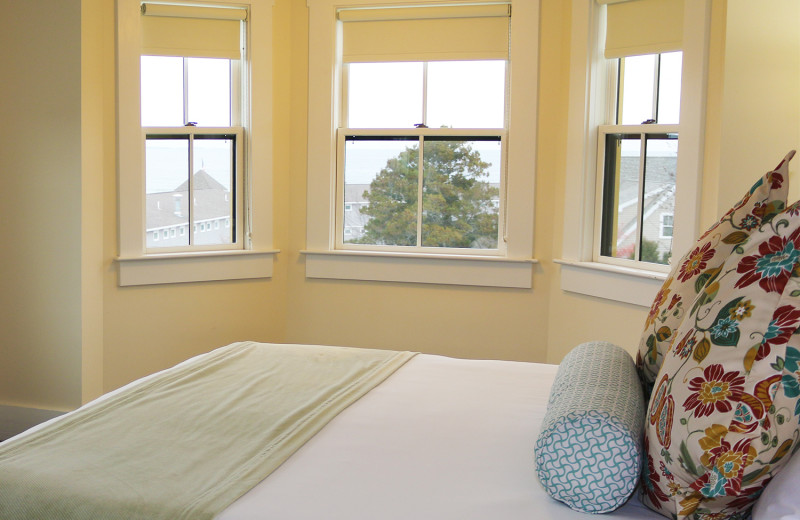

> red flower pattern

[
  {"left": 678, "top": 242, "right": 716, "bottom": 283},
  {"left": 683, "top": 364, "right": 745, "bottom": 418}
]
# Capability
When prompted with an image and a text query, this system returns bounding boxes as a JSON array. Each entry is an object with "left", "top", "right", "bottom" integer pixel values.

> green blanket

[{"left": 0, "top": 342, "right": 416, "bottom": 519}]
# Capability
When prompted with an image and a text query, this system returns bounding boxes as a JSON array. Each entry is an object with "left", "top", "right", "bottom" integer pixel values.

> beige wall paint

[
  {"left": 81, "top": 0, "right": 110, "bottom": 404},
  {"left": 717, "top": 0, "right": 800, "bottom": 209},
  {"left": 0, "top": 0, "right": 84, "bottom": 410},
  {"left": 9, "top": 0, "right": 800, "bottom": 413}
]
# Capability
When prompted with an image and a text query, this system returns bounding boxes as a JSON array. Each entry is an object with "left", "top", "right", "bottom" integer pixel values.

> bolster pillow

[{"left": 534, "top": 341, "right": 645, "bottom": 513}]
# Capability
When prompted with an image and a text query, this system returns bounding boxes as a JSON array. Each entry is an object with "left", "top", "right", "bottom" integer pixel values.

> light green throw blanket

[{"left": 0, "top": 342, "right": 416, "bottom": 519}]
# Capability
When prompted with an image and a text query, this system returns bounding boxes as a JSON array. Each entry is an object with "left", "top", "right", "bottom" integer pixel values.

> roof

[{"left": 146, "top": 170, "right": 231, "bottom": 230}]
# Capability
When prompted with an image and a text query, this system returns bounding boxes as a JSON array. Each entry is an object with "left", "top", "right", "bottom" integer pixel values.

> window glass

[
  {"left": 141, "top": 56, "right": 184, "bottom": 126},
  {"left": 347, "top": 62, "right": 423, "bottom": 128},
  {"left": 601, "top": 134, "right": 640, "bottom": 259},
  {"left": 187, "top": 58, "right": 231, "bottom": 126},
  {"left": 146, "top": 137, "right": 190, "bottom": 247},
  {"left": 656, "top": 52, "right": 682, "bottom": 124},
  {"left": 617, "top": 52, "right": 683, "bottom": 125},
  {"left": 618, "top": 54, "right": 656, "bottom": 125},
  {"left": 600, "top": 132, "right": 677, "bottom": 265},
  {"left": 426, "top": 61, "right": 505, "bottom": 128},
  {"left": 343, "top": 137, "right": 419, "bottom": 245},
  {"left": 640, "top": 136, "right": 677, "bottom": 264},
  {"left": 145, "top": 134, "right": 236, "bottom": 249},
  {"left": 193, "top": 136, "right": 235, "bottom": 245},
  {"left": 421, "top": 138, "right": 500, "bottom": 248}
]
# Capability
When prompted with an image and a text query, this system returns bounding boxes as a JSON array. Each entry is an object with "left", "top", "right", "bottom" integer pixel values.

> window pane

[
  {"left": 426, "top": 61, "right": 506, "bottom": 128},
  {"left": 618, "top": 54, "right": 656, "bottom": 125},
  {"left": 421, "top": 138, "right": 500, "bottom": 249},
  {"left": 343, "top": 137, "right": 419, "bottom": 245},
  {"left": 601, "top": 134, "right": 641, "bottom": 259},
  {"left": 640, "top": 135, "right": 677, "bottom": 265},
  {"left": 348, "top": 63, "right": 423, "bottom": 128},
  {"left": 141, "top": 56, "right": 184, "bottom": 126},
  {"left": 193, "top": 136, "right": 235, "bottom": 245},
  {"left": 187, "top": 58, "right": 232, "bottom": 126},
  {"left": 657, "top": 52, "right": 682, "bottom": 124},
  {"left": 146, "top": 137, "right": 190, "bottom": 248}
]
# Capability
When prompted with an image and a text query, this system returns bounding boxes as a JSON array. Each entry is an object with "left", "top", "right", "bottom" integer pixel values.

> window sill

[
  {"left": 301, "top": 250, "right": 537, "bottom": 288},
  {"left": 116, "top": 249, "right": 279, "bottom": 287},
  {"left": 554, "top": 259, "right": 666, "bottom": 307}
]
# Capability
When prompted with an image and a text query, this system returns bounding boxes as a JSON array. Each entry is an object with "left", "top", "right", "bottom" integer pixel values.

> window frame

[
  {"left": 558, "top": 0, "right": 710, "bottom": 306},
  {"left": 143, "top": 126, "right": 244, "bottom": 253},
  {"left": 115, "top": 0, "right": 277, "bottom": 287},
  {"left": 335, "top": 128, "right": 507, "bottom": 255},
  {"left": 304, "top": 0, "right": 538, "bottom": 288},
  {"left": 594, "top": 123, "right": 678, "bottom": 273}
]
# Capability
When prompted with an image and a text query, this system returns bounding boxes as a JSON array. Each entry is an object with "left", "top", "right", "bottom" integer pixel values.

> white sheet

[{"left": 218, "top": 353, "right": 664, "bottom": 520}]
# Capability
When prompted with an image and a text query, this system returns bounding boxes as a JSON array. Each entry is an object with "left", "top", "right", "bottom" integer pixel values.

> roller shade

[
  {"left": 603, "top": 0, "right": 683, "bottom": 59},
  {"left": 339, "top": 4, "right": 510, "bottom": 63},
  {"left": 141, "top": 2, "right": 246, "bottom": 59}
]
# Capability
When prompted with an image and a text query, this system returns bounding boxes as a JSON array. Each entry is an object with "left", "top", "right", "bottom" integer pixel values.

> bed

[{"left": 0, "top": 341, "right": 665, "bottom": 520}]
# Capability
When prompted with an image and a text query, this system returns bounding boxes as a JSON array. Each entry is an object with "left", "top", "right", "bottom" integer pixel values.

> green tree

[
  {"left": 356, "top": 139, "right": 499, "bottom": 248},
  {"left": 635, "top": 237, "right": 671, "bottom": 265}
]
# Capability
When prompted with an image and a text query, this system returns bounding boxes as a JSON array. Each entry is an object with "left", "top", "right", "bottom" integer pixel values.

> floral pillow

[
  {"left": 636, "top": 152, "right": 794, "bottom": 398},
  {"left": 640, "top": 198, "right": 800, "bottom": 519}
]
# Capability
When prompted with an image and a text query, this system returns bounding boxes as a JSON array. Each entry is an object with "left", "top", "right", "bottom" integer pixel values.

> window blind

[
  {"left": 601, "top": 0, "right": 683, "bottom": 59},
  {"left": 339, "top": 3, "right": 510, "bottom": 63},
  {"left": 140, "top": 2, "right": 246, "bottom": 59}
]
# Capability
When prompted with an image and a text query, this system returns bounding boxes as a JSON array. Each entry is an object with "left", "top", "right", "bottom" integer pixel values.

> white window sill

[
  {"left": 116, "top": 249, "right": 279, "bottom": 286},
  {"left": 554, "top": 259, "right": 666, "bottom": 307},
  {"left": 302, "top": 250, "right": 537, "bottom": 288}
]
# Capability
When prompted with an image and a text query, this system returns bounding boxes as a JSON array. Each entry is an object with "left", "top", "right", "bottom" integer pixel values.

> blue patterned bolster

[{"left": 534, "top": 342, "right": 645, "bottom": 514}]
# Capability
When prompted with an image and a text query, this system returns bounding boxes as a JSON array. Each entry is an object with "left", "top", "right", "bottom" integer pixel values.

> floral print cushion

[
  {"left": 640, "top": 198, "right": 800, "bottom": 520},
  {"left": 636, "top": 152, "right": 794, "bottom": 398}
]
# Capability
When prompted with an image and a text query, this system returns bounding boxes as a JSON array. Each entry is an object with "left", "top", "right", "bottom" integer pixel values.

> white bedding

[
  {"left": 6, "top": 350, "right": 666, "bottom": 519},
  {"left": 219, "top": 353, "right": 664, "bottom": 519}
]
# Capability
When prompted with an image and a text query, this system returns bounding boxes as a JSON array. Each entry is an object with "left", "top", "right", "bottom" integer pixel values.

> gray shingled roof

[{"left": 146, "top": 170, "right": 231, "bottom": 230}]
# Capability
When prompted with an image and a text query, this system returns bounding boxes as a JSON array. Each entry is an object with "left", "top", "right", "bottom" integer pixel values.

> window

[
  {"left": 596, "top": 51, "right": 681, "bottom": 269},
  {"left": 139, "top": 5, "right": 244, "bottom": 253},
  {"left": 305, "top": 0, "right": 538, "bottom": 288},
  {"left": 559, "top": 0, "right": 710, "bottom": 306},
  {"left": 661, "top": 214, "right": 674, "bottom": 238},
  {"left": 115, "top": 0, "right": 275, "bottom": 286}
]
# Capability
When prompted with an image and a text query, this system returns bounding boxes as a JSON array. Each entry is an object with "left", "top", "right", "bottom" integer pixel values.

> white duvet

[{"left": 219, "top": 353, "right": 663, "bottom": 519}]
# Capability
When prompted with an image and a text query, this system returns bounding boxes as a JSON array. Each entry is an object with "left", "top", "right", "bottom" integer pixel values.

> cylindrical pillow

[{"left": 534, "top": 342, "right": 645, "bottom": 513}]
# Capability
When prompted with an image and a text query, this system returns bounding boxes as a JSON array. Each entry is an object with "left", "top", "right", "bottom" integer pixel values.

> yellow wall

[
  {"left": 4, "top": 0, "right": 800, "bottom": 413},
  {"left": 0, "top": 0, "right": 83, "bottom": 411}
]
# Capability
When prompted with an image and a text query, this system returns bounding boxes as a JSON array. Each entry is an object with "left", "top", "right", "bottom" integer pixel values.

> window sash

[
  {"left": 335, "top": 128, "right": 507, "bottom": 255},
  {"left": 594, "top": 124, "right": 678, "bottom": 271},
  {"left": 144, "top": 126, "right": 245, "bottom": 254}
]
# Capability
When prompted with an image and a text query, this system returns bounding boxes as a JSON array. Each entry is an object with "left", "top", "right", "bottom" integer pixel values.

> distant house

[
  {"left": 145, "top": 170, "right": 233, "bottom": 248},
  {"left": 343, "top": 184, "right": 371, "bottom": 242},
  {"left": 615, "top": 155, "right": 676, "bottom": 263}
]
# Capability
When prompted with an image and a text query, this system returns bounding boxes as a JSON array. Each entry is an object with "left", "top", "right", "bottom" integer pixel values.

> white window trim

[
  {"left": 304, "top": 0, "right": 538, "bottom": 289},
  {"left": 115, "top": 0, "right": 277, "bottom": 286},
  {"left": 558, "top": 0, "right": 710, "bottom": 306}
]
